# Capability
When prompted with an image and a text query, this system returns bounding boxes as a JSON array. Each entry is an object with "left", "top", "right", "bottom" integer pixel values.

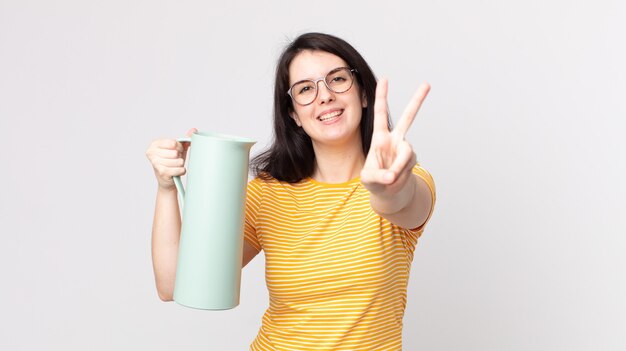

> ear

[
  {"left": 361, "top": 91, "right": 368, "bottom": 108},
  {"left": 289, "top": 111, "right": 302, "bottom": 127}
]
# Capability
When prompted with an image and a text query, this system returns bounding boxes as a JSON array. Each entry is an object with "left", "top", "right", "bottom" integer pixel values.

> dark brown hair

[{"left": 251, "top": 32, "right": 380, "bottom": 183}]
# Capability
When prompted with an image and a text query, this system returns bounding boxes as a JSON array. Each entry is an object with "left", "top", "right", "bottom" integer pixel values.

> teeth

[{"left": 319, "top": 110, "right": 342, "bottom": 121}]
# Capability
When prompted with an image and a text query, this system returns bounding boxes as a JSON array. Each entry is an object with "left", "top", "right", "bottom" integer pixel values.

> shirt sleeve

[
  {"left": 401, "top": 163, "right": 437, "bottom": 245},
  {"left": 412, "top": 163, "right": 436, "bottom": 230},
  {"left": 243, "top": 177, "right": 264, "bottom": 252}
]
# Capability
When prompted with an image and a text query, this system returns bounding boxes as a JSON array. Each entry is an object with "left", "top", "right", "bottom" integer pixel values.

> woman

[{"left": 146, "top": 32, "right": 436, "bottom": 350}]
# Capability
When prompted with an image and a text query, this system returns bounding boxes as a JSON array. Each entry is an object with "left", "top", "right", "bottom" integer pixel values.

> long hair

[{"left": 251, "top": 32, "right": 381, "bottom": 183}]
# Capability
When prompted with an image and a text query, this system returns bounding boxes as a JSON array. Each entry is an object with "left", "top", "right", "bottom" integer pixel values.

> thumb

[
  {"left": 182, "top": 128, "right": 197, "bottom": 158},
  {"left": 360, "top": 167, "right": 395, "bottom": 186},
  {"left": 186, "top": 127, "right": 197, "bottom": 137}
]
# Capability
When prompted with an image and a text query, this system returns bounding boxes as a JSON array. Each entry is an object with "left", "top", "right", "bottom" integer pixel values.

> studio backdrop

[{"left": 1, "top": 0, "right": 624, "bottom": 350}]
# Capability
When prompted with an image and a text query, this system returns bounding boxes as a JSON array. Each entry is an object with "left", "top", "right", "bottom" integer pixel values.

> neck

[{"left": 311, "top": 138, "right": 365, "bottom": 183}]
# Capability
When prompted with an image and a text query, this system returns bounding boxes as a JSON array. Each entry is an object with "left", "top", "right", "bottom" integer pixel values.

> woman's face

[{"left": 288, "top": 50, "right": 367, "bottom": 148}]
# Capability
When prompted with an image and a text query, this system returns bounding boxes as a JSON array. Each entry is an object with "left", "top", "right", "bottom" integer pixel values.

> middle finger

[{"left": 393, "top": 83, "right": 430, "bottom": 139}]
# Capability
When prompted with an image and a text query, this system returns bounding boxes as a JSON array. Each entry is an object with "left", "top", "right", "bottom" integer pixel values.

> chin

[{"left": 315, "top": 129, "right": 361, "bottom": 147}]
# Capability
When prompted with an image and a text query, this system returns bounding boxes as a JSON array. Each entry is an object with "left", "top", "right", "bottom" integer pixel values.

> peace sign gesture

[{"left": 360, "top": 79, "right": 430, "bottom": 204}]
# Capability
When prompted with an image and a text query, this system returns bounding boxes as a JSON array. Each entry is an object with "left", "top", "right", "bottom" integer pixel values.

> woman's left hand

[{"left": 360, "top": 79, "right": 430, "bottom": 210}]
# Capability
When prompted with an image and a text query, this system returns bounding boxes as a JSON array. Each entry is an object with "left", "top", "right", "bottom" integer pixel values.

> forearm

[
  {"left": 151, "top": 186, "right": 182, "bottom": 301},
  {"left": 370, "top": 175, "right": 433, "bottom": 230}
]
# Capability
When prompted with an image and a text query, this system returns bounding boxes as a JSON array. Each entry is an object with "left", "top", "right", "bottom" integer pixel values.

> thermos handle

[{"left": 172, "top": 137, "right": 192, "bottom": 206}]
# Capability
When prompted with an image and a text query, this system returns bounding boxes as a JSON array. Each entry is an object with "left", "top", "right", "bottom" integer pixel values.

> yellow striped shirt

[{"left": 244, "top": 165, "right": 436, "bottom": 351}]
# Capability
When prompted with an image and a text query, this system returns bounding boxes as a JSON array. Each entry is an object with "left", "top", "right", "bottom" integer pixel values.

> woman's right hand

[{"left": 146, "top": 128, "right": 197, "bottom": 190}]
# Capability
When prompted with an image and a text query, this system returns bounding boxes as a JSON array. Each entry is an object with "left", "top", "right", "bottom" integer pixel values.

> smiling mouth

[{"left": 317, "top": 109, "right": 344, "bottom": 122}]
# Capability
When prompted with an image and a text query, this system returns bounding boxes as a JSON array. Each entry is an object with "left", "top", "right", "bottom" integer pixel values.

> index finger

[
  {"left": 373, "top": 79, "right": 390, "bottom": 132},
  {"left": 394, "top": 83, "right": 430, "bottom": 138}
]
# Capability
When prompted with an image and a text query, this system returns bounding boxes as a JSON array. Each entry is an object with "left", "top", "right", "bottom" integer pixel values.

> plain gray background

[{"left": 1, "top": 0, "right": 624, "bottom": 350}]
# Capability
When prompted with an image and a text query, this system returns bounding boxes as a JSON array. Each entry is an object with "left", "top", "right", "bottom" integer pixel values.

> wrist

[
  {"left": 157, "top": 183, "right": 178, "bottom": 193},
  {"left": 369, "top": 175, "right": 416, "bottom": 215}
]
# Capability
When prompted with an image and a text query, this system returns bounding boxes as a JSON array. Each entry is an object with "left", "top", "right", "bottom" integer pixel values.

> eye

[
  {"left": 294, "top": 81, "right": 315, "bottom": 95},
  {"left": 327, "top": 69, "right": 351, "bottom": 86}
]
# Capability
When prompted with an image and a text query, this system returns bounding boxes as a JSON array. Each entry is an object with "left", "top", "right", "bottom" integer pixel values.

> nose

[{"left": 316, "top": 80, "right": 334, "bottom": 104}]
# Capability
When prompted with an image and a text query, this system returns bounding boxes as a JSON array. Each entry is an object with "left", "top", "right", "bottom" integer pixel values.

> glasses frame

[{"left": 287, "top": 67, "right": 358, "bottom": 106}]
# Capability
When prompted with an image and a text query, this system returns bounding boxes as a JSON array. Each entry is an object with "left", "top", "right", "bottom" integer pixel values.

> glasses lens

[
  {"left": 291, "top": 81, "right": 317, "bottom": 105},
  {"left": 289, "top": 68, "right": 355, "bottom": 105},
  {"left": 326, "top": 68, "right": 353, "bottom": 93}
]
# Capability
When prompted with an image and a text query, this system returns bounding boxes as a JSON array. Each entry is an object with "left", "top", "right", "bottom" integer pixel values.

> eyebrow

[{"left": 291, "top": 67, "right": 348, "bottom": 84}]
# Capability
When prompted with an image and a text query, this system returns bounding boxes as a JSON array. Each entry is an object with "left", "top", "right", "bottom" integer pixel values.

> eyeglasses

[{"left": 287, "top": 67, "right": 357, "bottom": 106}]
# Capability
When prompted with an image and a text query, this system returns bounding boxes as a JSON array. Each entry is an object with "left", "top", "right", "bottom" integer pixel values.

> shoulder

[
  {"left": 248, "top": 173, "right": 314, "bottom": 199},
  {"left": 247, "top": 175, "right": 268, "bottom": 195},
  {"left": 412, "top": 163, "right": 435, "bottom": 192},
  {"left": 247, "top": 173, "right": 284, "bottom": 196},
  {"left": 249, "top": 172, "right": 281, "bottom": 188},
  {"left": 412, "top": 163, "right": 433, "bottom": 178}
]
